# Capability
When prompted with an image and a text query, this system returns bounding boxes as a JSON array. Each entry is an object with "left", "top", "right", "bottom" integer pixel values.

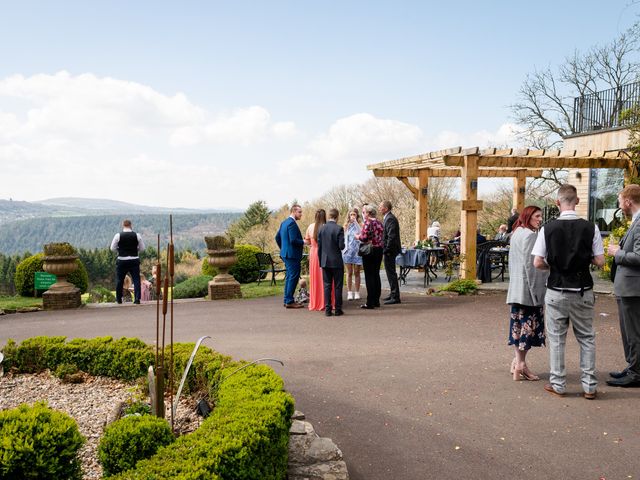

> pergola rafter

[{"left": 367, "top": 146, "right": 632, "bottom": 280}]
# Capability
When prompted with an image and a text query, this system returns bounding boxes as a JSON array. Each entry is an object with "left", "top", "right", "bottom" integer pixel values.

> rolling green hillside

[{"left": 0, "top": 213, "right": 241, "bottom": 255}]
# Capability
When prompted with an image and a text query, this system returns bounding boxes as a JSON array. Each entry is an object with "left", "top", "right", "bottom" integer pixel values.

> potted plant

[{"left": 43, "top": 243, "right": 79, "bottom": 291}]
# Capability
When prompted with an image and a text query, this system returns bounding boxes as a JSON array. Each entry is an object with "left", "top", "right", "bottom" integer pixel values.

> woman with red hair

[{"left": 506, "top": 205, "right": 549, "bottom": 381}]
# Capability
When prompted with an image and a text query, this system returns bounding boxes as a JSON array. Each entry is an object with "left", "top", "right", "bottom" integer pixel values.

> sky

[{"left": 0, "top": 0, "right": 638, "bottom": 210}]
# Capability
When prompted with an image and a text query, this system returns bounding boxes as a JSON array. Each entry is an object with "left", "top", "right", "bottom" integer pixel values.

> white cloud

[{"left": 0, "top": 71, "right": 526, "bottom": 209}]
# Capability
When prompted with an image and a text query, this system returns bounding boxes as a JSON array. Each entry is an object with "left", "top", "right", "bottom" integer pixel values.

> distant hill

[
  {"left": 0, "top": 197, "right": 242, "bottom": 226},
  {"left": 0, "top": 213, "right": 242, "bottom": 255}
]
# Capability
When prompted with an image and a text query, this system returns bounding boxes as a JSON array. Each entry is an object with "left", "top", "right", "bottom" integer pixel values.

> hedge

[
  {"left": 1, "top": 337, "right": 294, "bottom": 479},
  {"left": 229, "top": 244, "right": 261, "bottom": 283},
  {"left": 99, "top": 415, "right": 175, "bottom": 477},
  {"left": 14, "top": 253, "right": 89, "bottom": 297},
  {"left": 0, "top": 402, "right": 85, "bottom": 480},
  {"left": 172, "top": 275, "right": 213, "bottom": 299}
]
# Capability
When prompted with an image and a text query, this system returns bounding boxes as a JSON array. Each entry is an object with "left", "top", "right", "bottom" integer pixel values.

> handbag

[{"left": 358, "top": 242, "right": 373, "bottom": 257}]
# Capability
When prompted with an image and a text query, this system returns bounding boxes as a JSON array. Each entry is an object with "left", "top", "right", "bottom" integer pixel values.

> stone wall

[{"left": 288, "top": 410, "right": 349, "bottom": 480}]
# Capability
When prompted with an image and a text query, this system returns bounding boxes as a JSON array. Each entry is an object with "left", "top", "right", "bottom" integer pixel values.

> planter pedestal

[
  {"left": 42, "top": 256, "right": 81, "bottom": 310},
  {"left": 206, "top": 249, "right": 242, "bottom": 300}
]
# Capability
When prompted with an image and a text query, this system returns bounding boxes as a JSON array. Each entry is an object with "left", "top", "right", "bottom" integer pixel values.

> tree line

[{"left": 0, "top": 212, "right": 241, "bottom": 255}]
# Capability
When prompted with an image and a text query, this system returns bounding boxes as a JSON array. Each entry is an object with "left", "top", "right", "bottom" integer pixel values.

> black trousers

[
  {"left": 362, "top": 247, "right": 383, "bottom": 307},
  {"left": 617, "top": 296, "right": 640, "bottom": 379},
  {"left": 116, "top": 258, "right": 141, "bottom": 303},
  {"left": 383, "top": 252, "right": 400, "bottom": 301},
  {"left": 322, "top": 267, "right": 344, "bottom": 312}
]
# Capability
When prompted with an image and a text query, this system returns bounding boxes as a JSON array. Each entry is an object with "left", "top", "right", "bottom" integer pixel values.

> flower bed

[{"left": 1, "top": 336, "right": 294, "bottom": 479}]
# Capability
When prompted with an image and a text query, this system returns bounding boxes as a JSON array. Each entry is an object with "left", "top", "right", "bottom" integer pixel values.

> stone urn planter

[
  {"left": 205, "top": 236, "right": 241, "bottom": 300},
  {"left": 42, "top": 242, "right": 81, "bottom": 310}
]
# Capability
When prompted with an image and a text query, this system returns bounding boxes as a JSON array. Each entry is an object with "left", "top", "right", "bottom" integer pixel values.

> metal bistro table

[
  {"left": 488, "top": 246, "right": 509, "bottom": 282},
  {"left": 396, "top": 247, "right": 445, "bottom": 287}
]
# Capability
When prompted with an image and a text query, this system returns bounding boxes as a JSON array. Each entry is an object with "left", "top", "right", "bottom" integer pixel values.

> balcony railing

[{"left": 573, "top": 81, "right": 640, "bottom": 133}]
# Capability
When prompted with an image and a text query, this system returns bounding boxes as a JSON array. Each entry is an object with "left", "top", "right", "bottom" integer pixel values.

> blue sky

[{"left": 1, "top": 1, "right": 637, "bottom": 208}]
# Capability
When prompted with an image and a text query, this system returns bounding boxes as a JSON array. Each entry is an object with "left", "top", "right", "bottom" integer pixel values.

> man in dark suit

[
  {"left": 317, "top": 208, "right": 345, "bottom": 316},
  {"left": 275, "top": 204, "right": 304, "bottom": 309},
  {"left": 607, "top": 184, "right": 640, "bottom": 388},
  {"left": 379, "top": 200, "right": 401, "bottom": 305}
]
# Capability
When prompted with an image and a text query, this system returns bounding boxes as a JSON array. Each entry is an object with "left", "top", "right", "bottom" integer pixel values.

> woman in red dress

[{"left": 305, "top": 209, "right": 327, "bottom": 311}]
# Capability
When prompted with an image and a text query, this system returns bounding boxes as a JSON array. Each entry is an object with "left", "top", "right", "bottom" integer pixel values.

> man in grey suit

[
  {"left": 380, "top": 200, "right": 402, "bottom": 305},
  {"left": 607, "top": 184, "right": 640, "bottom": 388},
  {"left": 318, "top": 208, "right": 345, "bottom": 317}
]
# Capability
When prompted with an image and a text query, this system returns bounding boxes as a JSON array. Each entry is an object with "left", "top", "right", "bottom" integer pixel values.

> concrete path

[{"left": 0, "top": 290, "right": 638, "bottom": 480}]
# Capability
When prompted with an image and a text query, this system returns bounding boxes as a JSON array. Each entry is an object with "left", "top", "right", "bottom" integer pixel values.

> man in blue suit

[{"left": 276, "top": 204, "right": 305, "bottom": 308}]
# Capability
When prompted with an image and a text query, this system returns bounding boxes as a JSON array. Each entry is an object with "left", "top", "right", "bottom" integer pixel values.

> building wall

[{"left": 563, "top": 128, "right": 629, "bottom": 218}]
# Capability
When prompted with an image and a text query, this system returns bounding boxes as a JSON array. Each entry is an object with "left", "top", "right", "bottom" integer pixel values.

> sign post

[{"left": 34, "top": 271, "right": 57, "bottom": 293}]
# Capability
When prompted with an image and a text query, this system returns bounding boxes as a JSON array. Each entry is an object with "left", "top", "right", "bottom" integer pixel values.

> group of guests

[
  {"left": 275, "top": 201, "right": 403, "bottom": 316},
  {"left": 506, "top": 183, "right": 640, "bottom": 399}
]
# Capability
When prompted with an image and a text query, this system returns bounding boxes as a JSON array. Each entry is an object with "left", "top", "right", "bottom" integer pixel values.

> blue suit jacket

[{"left": 275, "top": 217, "right": 304, "bottom": 260}]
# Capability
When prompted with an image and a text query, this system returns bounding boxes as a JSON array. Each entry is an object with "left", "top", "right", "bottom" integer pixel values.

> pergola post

[
  {"left": 513, "top": 170, "right": 526, "bottom": 212},
  {"left": 460, "top": 155, "right": 481, "bottom": 280},
  {"left": 415, "top": 171, "right": 429, "bottom": 241}
]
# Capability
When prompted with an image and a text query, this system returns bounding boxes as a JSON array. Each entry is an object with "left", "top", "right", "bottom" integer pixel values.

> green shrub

[
  {"left": 88, "top": 285, "right": 116, "bottom": 303},
  {"left": 54, "top": 362, "right": 79, "bottom": 379},
  {"left": 14, "top": 253, "right": 89, "bottom": 296},
  {"left": 229, "top": 244, "right": 261, "bottom": 283},
  {"left": 1, "top": 336, "right": 154, "bottom": 382},
  {"left": 123, "top": 402, "right": 151, "bottom": 416},
  {"left": 439, "top": 279, "right": 478, "bottom": 295},
  {"left": 0, "top": 402, "right": 85, "bottom": 480},
  {"left": 99, "top": 415, "right": 174, "bottom": 477},
  {"left": 201, "top": 257, "right": 219, "bottom": 277},
  {"left": 172, "top": 274, "right": 213, "bottom": 299}
]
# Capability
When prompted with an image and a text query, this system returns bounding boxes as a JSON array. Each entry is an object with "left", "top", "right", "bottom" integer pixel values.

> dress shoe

[
  {"left": 133, "top": 301, "right": 140, "bottom": 305},
  {"left": 325, "top": 310, "right": 333, "bottom": 317},
  {"left": 382, "top": 296, "right": 392, "bottom": 301},
  {"left": 360, "top": 304, "right": 374, "bottom": 309},
  {"left": 383, "top": 299, "right": 401, "bottom": 305},
  {"left": 609, "top": 368, "right": 629, "bottom": 379},
  {"left": 543, "top": 384, "right": 565, "bottom": 397},
  {"left": 334, "top": 309, "right": 344, "bottom": 316},
  {"left": 606, "top": 374, "right": 640, "bottom": 387},
  {"left": 583, "top": 391, "right": 597, "bottom": 400},
  {"left": 285, "top": 302, "right": 304, "bottom": 309}
]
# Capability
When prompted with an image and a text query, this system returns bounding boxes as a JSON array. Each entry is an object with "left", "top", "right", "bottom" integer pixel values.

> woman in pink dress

[{"left": 304, "top": 209, "right": 327, "bottom": 311}]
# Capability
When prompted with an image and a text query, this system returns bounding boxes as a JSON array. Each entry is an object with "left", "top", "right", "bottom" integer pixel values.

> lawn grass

[
  {"left": 240, "top": 281, "right": 284, "bottom": 299},
  {"left": 0, "top": 296, "right": 43, "bottom": 311}
]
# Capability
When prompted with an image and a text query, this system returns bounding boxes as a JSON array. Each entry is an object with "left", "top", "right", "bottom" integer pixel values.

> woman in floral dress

[
  {"left": 506, "top": 205, "right": 549, "bottom": 381},
  {"left": 342, "top": 208, "right": 363, "bottom": 301}
]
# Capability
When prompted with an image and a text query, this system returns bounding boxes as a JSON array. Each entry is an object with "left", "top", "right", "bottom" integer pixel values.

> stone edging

[{"left": 288, "top": 410, "right": 349, "bottom": 480}]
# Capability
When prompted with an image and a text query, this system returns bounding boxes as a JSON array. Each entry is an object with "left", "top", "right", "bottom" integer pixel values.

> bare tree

[{"left": 511, "top": 22, "right": 640, "bottom": 183}]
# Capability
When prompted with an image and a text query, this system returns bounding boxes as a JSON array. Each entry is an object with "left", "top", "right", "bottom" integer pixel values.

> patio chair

[
  {"left": 477, "top": 240, "right": 508, "bottom": 283},
  {"left": 255, "top": 252, "right": 286, "bottom": 286}
]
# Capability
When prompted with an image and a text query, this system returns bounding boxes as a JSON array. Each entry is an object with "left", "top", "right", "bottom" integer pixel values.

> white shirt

[
  {"left": 531, "top": 211, "right": 604, "bottom": 291},
  {"left": 427, "top": 226, "right": 440, "bottom": 238},
  {"left": 110, "top": 227, "right": 145, "bottom": 260}
]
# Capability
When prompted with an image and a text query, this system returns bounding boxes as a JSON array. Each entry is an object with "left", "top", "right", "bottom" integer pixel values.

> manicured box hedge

[{"left": 1, "top": 336, "right": 294, "bottom": 479}]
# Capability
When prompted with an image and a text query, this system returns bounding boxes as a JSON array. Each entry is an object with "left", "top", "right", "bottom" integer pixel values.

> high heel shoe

[{"left": 521, "top": 367, "right": 540, "bottom": 381}]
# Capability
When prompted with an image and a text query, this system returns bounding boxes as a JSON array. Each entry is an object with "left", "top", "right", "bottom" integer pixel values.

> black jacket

[
  {"left": 317, "top": 221, "right": 345, "bottom": 269},
  {"left": 383, "top": 212, "right": 402, "bottom": 257}
]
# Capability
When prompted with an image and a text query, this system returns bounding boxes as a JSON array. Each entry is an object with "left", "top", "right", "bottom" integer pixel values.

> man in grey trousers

[
  {"left": 606, "top": 184, "right": 640, "bottom": 388},
  {"left": 532, "top": 184, "right": 605, "bottom": 399}
]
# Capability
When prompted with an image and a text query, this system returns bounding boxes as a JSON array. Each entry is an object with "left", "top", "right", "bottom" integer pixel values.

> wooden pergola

[{"left": 367, "top": 146, "right": 632, "bottom": 280}]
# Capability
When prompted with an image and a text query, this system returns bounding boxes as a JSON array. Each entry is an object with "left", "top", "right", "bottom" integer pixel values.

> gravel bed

[{"left": 0, "top": 372, "right": 204, "bottom": 479}]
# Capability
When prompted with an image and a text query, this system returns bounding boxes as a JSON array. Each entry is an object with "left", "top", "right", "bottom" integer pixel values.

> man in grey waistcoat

[
  {"left": 532, "top": 184, "right": 605, "bottom": 399},
  {"left": 606, "top": 184, "right": 640, "bottom": 388}
]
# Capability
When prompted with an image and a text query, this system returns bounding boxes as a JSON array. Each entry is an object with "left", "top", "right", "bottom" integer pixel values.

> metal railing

[{"left": 573, "top": 81, "right": 640, "bottom": 133}]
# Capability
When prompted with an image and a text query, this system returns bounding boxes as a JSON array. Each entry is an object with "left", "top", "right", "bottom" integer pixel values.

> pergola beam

[
  {"left": 443, "top": 156, "right": 629, "bottom": 169},
  {"left": 372, "top": 168, "right": 545, "bottom": 178}
]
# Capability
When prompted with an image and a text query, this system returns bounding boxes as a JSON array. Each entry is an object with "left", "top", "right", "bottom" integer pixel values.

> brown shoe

[
  {"left": 584, "top": 391, "right": 597, "bottom": 400},
  {"left": 543, "top": 384, "right": 565, "bottom": 397},
  {"left": 285, "top": 302, "right": 304, "bottom": 309}
]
